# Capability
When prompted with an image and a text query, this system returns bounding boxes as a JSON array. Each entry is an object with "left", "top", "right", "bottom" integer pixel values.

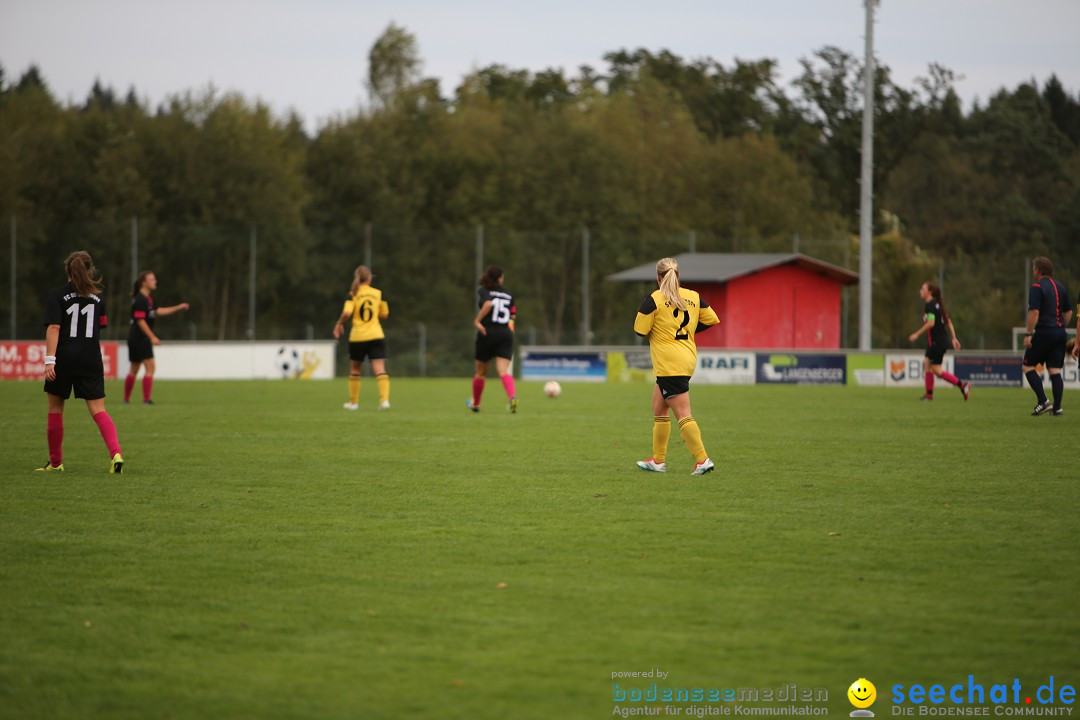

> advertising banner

[
  {"left": 0, "top": 341, "right": 119, "bottom": 380},
  {"left": 846, "top": 354, "right": 885, "bottom": 386},
  {"left": 885, "top": 354, "right": 955, "bottom": 387},
  {"left": 695, "top": 351, "right": 756, "bottom": 385},
  {"left": 520, "top": 350, "right": 607, "bottom": 382},
  {"left": 953, "top": 355, "right": 1023, "bottom": 387},
  {"left": 606, "top": 349, "right": 653, "bottom": 383},
  {"left": 755, "top": 353, "right": 846, "bottom": 385},
  {"left": 148, "top": 342, "right": 336, "bottom": 380}
]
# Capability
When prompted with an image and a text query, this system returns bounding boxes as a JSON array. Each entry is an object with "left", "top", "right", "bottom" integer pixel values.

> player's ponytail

[
  {"left": 350, "top": 265, "right": 372, "bottom": 295},
  {"left": 479, "top": 265, "right": 503, "bottom": 290},
  {"left": 65, "top": 251, "right": 103, "bottom": 297},
  {"left": 656, "top": 257, "right": 687, "bottom": 311},
  {"left": 927, "top": 283, "right": 948, "bottom": 323},
  {"left": 132, "top": 270, "right": 151, "bottom": 298}
]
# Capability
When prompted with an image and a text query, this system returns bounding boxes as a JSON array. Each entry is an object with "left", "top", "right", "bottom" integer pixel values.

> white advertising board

[
  {"left": 695, "top": 351, "right": 756, "bottom": 385},
  {"left": 885, "top": 354, "right": 954, "bottom": 388},
  {"left": 118, "top": 341, "right": 337, "bottom": 380}
]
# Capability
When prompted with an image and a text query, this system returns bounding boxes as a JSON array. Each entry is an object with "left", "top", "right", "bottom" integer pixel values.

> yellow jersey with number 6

[
  {"left": 634, "top": 288, "right": 720, "bottom": 377},
  {"left": 342, "top": 285, "right": 389, "bottom": 342}
]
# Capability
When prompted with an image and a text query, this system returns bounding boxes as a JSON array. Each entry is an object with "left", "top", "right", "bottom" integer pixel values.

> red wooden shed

[{"left": 607, "top": 253, "right": 859, "bottom": 349}]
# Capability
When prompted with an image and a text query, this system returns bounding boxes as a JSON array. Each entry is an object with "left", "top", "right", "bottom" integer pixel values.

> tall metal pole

[
  {"left": 475, "top": 225, "right": 484, "bottom": 282},
  {"left": 131, "top": 216, "right": 138, "bottom": 283},
  {"left": 581, "top": 227, "right": 591, "bottom": 345},
  {"left": 857, "top": 0, "right": 877, "bottom": 350},
  {"left": 364, "top": 222, "right": 372, "bottom": 268},
  {"left": 248, "top": 225, "right": 256, "bottom": 340},
  {"left": 689, "top": 229, "right": 697, "bottom": 254},
  {"left": 9, "top": 216, "right": 15, "bottom": 339}
]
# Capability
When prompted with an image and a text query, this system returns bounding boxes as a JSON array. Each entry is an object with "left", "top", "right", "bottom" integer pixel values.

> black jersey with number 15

[
  {"left": 44, "top": 283, "right": 107, "bottom": 373},
  {"left": 478, "top": 287, "right": 515, "bottom": 330}
]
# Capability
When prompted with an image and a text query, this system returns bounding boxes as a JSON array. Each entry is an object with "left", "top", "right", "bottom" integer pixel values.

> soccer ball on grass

[{"left": 544, "top": 381, "right": 561, "bottom": 398}]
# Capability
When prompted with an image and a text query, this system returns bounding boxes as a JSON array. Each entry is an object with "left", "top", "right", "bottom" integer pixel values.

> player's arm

[
  {"left": 947, "top": 318, "right": 961, "bottom": 350},
  {"left": 333, "top": 296, "right": 354, "bottom": 339},
  {"left": 695, "top": 302, "right": 720, "bottom": 333},
  {"left": 634, "top": 296, "right": 657, "bottom": 337},
  {"left": 908, "top": 314, "right": 934, "bottom": 343},
  {"left": 43, "top": 324, "right": 59, "bottom": 380},
  {"left": 1024, "top": 309, "right": 1039, "bottom": 349},
  {"left": 136, "top": 318, "right": 160, "bottom": 345},
  {"left": 157, "top": 302, "right": 190, "bottom": 317},
  {"left": 474, "top": 301, "right": 493, "bottom": 335},
  {"left": 378, "top": 299, "right": 389, "bottom": 320}
]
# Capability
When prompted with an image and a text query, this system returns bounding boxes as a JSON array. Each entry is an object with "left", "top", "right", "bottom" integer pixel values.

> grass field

[{"left": 1, "top": 378, "right": 1078, "bottom": 720}]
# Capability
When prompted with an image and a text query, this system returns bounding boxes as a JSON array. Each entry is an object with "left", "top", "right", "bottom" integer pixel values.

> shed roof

[{"left": 606, "top": 253, "right": 859, "bottom": 286}]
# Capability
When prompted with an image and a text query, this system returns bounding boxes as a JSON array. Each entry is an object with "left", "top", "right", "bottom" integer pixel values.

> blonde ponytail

[
  {"left": 350, "top": 265, "right": 373, "bottom": 295},
  {"left": 656, "top": 257, "right": 686, "bottom": 311}
]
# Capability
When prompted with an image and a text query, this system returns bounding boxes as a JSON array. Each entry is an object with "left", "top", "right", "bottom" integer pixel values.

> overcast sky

[{"left": 2, "top": 0, "right": 1078, "bottom": 132}]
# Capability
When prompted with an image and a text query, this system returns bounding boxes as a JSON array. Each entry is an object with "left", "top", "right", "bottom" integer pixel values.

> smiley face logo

[{"left": 848, "top": 679, "right": 877, "bottom": 709}]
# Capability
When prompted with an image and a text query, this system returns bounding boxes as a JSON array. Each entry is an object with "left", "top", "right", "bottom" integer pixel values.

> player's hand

[
  {"left": 1072, "top": 342, "right": 1079, "bottom": 359},
  {"left": 908, "top": 333, "right": 918, "bottom": 343},
  {"left": 152, "top": 336, "right": 162, "bottom": 346},
  {"left": 476, "top": 324, "right": 487, "bottom": 335},
  {"left": 179, "top": 303, "right": 190, "bottom": 311},
  {"left": 952, "top": 338, "right": 961, "bottom": 350},
  {"left": 1024, "top": 335, "right": 1033, "bottom": 349},
  {"left": 44, "top": 365, "right": 56, "bottom": 381},
  {"left": 332, "top": 324, "right": 342, "bottom": 339}
]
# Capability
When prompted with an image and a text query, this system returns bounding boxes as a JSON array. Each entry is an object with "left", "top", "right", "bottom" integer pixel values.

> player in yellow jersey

[
  {"left": 633, "top": 257, "right": 720, "bottom": 475},
  {"left": 333, "top": 265, "right": 391, "bottom": 410}
]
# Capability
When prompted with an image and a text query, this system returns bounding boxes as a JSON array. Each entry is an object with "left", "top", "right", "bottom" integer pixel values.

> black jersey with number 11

[{"left": 44, "top": 282, "right": 108, "bottom": 374}]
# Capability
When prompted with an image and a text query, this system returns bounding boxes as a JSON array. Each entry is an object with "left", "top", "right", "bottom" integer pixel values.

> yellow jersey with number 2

[
  {"left": 634, "top": 288, "right": 720, "bottom": 377},
  {"left": 342, "top": 285, "right": 389, "bottom": 342}
]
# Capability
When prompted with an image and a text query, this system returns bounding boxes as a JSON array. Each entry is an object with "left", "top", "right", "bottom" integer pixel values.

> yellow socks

[
  {"left": 678, "top": 416, "right": 708, "bottom": 463},
  {"left": 652, "top": 416, "right": 671, "bottom": 462},
  {"left": 376, "top": 373, "right": 390, "bottom": 404},
  {"left": 348, "top": 374, "right": 361, "bottom": 404}
]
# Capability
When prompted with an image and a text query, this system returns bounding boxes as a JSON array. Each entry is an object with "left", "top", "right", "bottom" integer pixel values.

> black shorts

[
  {"left": 1023, "top": 331, "right": 1067, "bottom": 369},
  {"left": 128, "top": 335, "right": 154, "bottom": 362},
  {"left": 475, "top": 328, "right": 514, "bottom": 362},
  {"left": 656, "top": 375, "right": 691, "bottom": 399},
  {"left": 924, "top": 345, "right": 947, "bottom": 365},
  {"left": 44, "top": 368, "right": 105, "bottom": 401},
  {"left": 349, "top": 339, "right": 387, "bottom": 362}
]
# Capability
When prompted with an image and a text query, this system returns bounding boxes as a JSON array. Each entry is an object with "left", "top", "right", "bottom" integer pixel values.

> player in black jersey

[
  {"left": 123, "top": 271, "right": 189, "bottom": 404},
  {"left": 1023, "top": 257, "right": 1073, "bottom": 416},
  {"left": 37, "top": 251, "right": 124, "bottom": 473},
  {"left": 908, "top": 282, "right": 970, "bottom": 401},
  {"left": 468, "top": 265, "right": 518, "bottom": 413}
]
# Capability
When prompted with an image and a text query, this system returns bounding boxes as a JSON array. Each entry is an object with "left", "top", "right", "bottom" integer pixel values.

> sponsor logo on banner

[
  {"left": 696, "top": 351, "right": 755, "bottom": 385},
  {"left": 755, "top": 354, "right": 846, "bottom": 385},
  {"left": 885, "top": 354, "right": 954, "bottom": 387},
  {"left": 521, "top": 351, "right": 607, "bottom": 382},
  {"left": 0, "top": 341, "right": 118, "bottom": 380},
  {"left": 954, "top": 355, "right": 1023, "bottom": 387}
]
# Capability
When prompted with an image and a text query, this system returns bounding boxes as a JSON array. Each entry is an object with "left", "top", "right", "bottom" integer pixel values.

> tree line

[{"left": 1, "top": 24, "right": 1078, "bottom": 363}]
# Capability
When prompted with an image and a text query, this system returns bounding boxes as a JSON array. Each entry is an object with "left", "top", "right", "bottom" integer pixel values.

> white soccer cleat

[
  {"left": 378, "top": 401, "right": 391, "bottom": 410},
  {"left": 343, "top": 402, "right": 359, "bottom": 411},
  {"left": 636, "top": 458, "right": 667, "bottom": 473},
  {"left": 691, "top": 458, "right": 715, "bottom": 476}
]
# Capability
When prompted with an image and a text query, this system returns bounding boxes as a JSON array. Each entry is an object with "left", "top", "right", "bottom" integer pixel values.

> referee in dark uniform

[
  {"left": 38, "top": 251, "right": 124, "bottom": 473},
  {"left": 1023, "top": 256, "right": 1074, "bottom": 416}
]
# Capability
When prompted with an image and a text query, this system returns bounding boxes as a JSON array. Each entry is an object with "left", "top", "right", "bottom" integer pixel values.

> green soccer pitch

[{"left": 1, "top": 379, "right": 1078, "bottom": 719}]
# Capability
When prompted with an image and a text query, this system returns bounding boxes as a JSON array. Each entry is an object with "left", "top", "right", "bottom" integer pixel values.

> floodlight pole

[
  {"left": 858, "top": 0, "right": 878, "bottom": 350},
  {"left": 9, "top": 216, "right": 15, "bottom": 339}
]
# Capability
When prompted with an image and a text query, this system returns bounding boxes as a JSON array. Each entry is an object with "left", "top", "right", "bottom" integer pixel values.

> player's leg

[
  {"left": 665, "top": 380, "right": 713, "bottom": 475},
  {"left": 345, "top": 355, "right": 362, "bottom": 410},
  {"left": 141, "top": 358, "right": 156, "bottom": 404},
  {"left": 494, "top": 355, "right": 516, "bottom": 412},
  {"left": 39, "top": 392, "right": 66, "bottom": 470},
  {"left": 124, "top": 360, "right": 141, "bottom": 403},
  {"left": 1048, "top": 338, "right": 1066, "bottom": 414},
  {"left": 922, "top": 353, "right": 936, "bottom": 399},
  {"left": 372, "top": 356, "right": 390, "bottom": 409},
  {"left": 470, "top": 359, "right": 489, "bottom": 411},
  {"left": 637, "top": 383, "right": 670, "bottom": 472},
  {"left": 86, "top": 397, "right": 123, "bottom": 472},
  {"left": 1023, "top": 338, "right": 1051, "bottom": 414}
]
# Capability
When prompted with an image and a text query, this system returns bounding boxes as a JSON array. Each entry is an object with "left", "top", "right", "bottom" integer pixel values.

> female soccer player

[
  {"left": 467, "top": 265, "right": 517, "bottom": 413},
  {"left": 123, "top": 271, "right": 189, "bottom": 404},
  {"left": 333, "top": 265, "right": 391, "bottom": 410},
  {"left": 634, "top": 257, "right": 719, "bottom": 475},
  {"left": 37, "top": 251, "right": 124, "bottom": 473},
  {"left": 908, "top": 282, "right": 970, "bottom": 401}
]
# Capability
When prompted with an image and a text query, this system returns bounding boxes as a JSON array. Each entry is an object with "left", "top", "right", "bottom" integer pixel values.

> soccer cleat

[
  {"left": 961, "top": 382, "right": 971, "bottom": 401},
  {"left": 378, "top": 401, "right": 391, "bottom": 410},
  {"left": 466, "top": 399, "right": 479, "bottom": 413},
  {"left": 509, "top": 397, "right": 518, "bottom": 414},
  {"left": 1031, "top": 400, "right": 1052, "bottom": 416},
  {"left": 343, "top": 402, "right": 359, "bottom": 411},
  {"left": 919, "top": 394, "right": 933, "bottom": 401},
  {"left": 1051, "top": 408, "right": 1064, "bottom": 416},
  {"left": 691, "top": 458, "right": 715, "bottom": 476},
  {"left": 636, "top": 458, "right": 667, "bottom": 473},
  {"left": 35, "top": 462, "right": 64, "bottom": 472},
  {"left": 109, "top": 453, "right": 124, "bottom": 474},
  {"left": 144, "top": 399, "right": 154, "bottom": 405}
]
